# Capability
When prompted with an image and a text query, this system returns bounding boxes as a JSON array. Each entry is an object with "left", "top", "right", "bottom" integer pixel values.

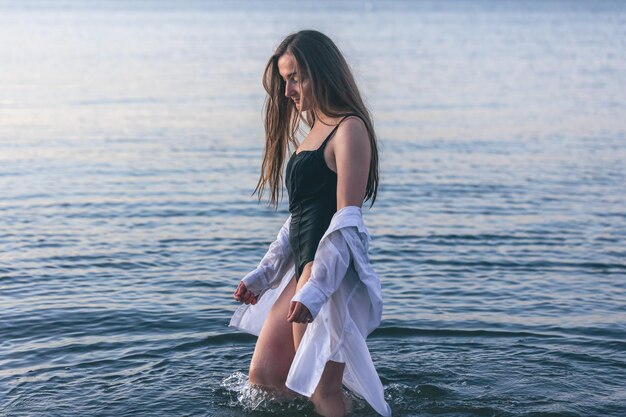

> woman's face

[{"left": 277, "top": 53, "right": 311, "bottom": 112}]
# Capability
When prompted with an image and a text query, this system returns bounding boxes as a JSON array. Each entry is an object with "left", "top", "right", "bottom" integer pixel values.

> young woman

[{"left": 230, "top": 30, "right": 391, "bottom": 417}]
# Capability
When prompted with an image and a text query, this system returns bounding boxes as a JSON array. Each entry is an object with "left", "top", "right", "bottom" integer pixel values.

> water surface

[{"left": 1, "top": 1, "right": 625, "bottom": 416}]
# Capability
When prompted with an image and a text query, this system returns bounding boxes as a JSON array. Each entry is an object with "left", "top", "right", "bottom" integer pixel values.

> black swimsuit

[{"left": 285, "top": 113, "right": 362, "bottom": 281}]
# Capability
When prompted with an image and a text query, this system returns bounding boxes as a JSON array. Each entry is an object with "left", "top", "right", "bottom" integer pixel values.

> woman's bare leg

[
  {"left": 294, "top": 261, "right": 351, "bottom": 416},
  {"left": 291, "top": 262, "right": 312, "bottom": 350},
  {"left": 311, "top": 361, "right": 353, "bottom": 417},
  {"left": 248, "top": 274, "right": 298, "bottom": 397}
]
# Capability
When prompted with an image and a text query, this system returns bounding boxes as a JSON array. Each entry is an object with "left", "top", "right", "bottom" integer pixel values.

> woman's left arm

[{"left": 334, "top": 116, "right": 371, "bottom": 210}]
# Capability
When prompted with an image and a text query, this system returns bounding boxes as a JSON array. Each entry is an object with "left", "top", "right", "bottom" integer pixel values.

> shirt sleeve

[
  {"left": 241, "top": 215, "right": 293, "bottom": 297},
  {"left": 291, "top": 227, "right": 353, "bottom": 319}
]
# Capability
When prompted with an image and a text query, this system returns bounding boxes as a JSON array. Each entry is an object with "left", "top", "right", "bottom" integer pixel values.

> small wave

[
  {"left": 371, "top": 326, "right": 558, "bottom": 339},
  {"left": 413, "top": 258, "right": 626, "bottom": 271},
  {"left": 171, "top": 332, "right": 255, "bottom": 352}
]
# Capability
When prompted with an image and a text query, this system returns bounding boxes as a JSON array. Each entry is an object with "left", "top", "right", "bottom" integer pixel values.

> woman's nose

[{"left": 284, "top": 81, "right": 295, "bottom": 97}]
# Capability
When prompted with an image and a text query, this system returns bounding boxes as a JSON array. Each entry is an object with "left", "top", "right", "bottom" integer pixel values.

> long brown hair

[{"left": 252, "top": 30, "right": 379, "bottom": 210}]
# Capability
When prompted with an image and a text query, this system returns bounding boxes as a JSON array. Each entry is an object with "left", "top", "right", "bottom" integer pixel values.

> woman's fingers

[
  {"left": 286, "top": 302, "right": 294, "bottom": 321},
  {"left": 234, "top": 282, "right": 257, "bottom": 304},
  {"left": 287, "top": 301, "right": 312, "bottom": 323},
  {"left": 301, "top": 304, "right": 312, "bottom": 323},
  {"left": 233, "top": 282, "right": 244, "bottom": 301},
  {"left": 287, "top": 301, "right": 296, "bottom": 319}
]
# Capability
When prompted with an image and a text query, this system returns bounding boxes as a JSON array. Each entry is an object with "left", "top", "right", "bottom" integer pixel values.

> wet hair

[{"left": 252, "top": 29, "right": 379, "bottom": 210}]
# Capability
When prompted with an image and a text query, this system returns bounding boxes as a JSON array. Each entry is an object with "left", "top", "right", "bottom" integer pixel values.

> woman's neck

[{"left": 311, "top": 109, "right": 349, "bottom": 128}]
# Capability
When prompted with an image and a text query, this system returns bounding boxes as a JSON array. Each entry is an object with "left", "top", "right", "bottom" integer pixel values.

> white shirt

[{"left": 229, "top": 205, "right": 392, "bottom": 417}]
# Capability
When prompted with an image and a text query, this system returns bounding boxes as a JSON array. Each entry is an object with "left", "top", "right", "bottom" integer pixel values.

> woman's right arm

[{"left": 234, "top": 215, "right": 293, "bottom": 303}]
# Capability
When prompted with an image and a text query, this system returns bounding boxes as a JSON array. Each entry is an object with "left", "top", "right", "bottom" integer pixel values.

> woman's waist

[
  {"left": 289, "top": 199, "right": 335, "bottom": 220},
  {"left": 289, "top": 202, "right": 335, "bottom": 232}
]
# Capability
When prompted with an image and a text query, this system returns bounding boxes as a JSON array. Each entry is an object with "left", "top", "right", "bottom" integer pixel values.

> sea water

[{"left": 1, "top": 1, "right": 625, "bottom": 416}]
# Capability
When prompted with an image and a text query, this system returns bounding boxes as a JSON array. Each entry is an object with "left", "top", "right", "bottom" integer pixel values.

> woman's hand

[
  {"left": 287, "top": 301, "right": 313, "bottom": 323},
  {"left": 234, "top": 281, "right": 258, "bottom": 305}
]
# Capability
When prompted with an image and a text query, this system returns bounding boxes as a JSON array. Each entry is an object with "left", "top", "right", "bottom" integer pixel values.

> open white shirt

[{"left": 229, "top": 205, "right": 392, "bottom": 417}]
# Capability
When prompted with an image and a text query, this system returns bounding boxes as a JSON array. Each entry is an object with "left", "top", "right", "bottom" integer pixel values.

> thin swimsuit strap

[
  {"left": 318, "top": 112, "right": 363, "bottom": 150},
  {"left": 293, "top": 113, "right": 363, "bottom": 155}
]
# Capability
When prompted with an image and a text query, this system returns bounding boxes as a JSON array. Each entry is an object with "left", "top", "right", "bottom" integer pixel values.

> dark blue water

[{"left": 1, "top": 1, "right": 625, "bottom": 416}]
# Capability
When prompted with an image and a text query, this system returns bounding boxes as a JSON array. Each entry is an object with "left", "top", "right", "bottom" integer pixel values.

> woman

[{"left": 230, "top": 30, "right": 391, "bottom": 417}]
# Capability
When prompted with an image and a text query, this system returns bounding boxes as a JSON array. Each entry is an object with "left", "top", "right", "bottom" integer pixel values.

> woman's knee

[
  {"left": 249, "top": 364, "right": 285, "bottom": 388},
  {"left": 249, "top": 339, "right": 293, "bottom": 387}
]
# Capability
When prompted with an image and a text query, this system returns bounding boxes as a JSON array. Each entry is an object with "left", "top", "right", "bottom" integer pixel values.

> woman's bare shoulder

[{"left": 334, "top": 115, "right": 369, "bottom": 149}]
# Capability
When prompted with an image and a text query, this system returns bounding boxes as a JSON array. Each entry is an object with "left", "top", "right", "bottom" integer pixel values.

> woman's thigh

[
  {"left": 294, "top": 261, "right": 346, "bottom": 395},
  {"left": 248, "top": 274, "right": 298, "bottom": 389},
  {"left": 292, "top": 261, "right": 314, "bottom": 350}
]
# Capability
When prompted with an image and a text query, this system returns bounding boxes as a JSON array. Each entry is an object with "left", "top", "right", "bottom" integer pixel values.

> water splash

[
  {"left": 220, "top": 372, "right": 370, "bottom": 415},
  {"left": 220, "top": 372, "right": 312, "bottom": 413}
]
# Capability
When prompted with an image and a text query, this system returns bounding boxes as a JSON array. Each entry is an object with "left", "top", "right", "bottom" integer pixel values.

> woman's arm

[{"left": 334, "top": 116, "right": 371, "bottom": 210}]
